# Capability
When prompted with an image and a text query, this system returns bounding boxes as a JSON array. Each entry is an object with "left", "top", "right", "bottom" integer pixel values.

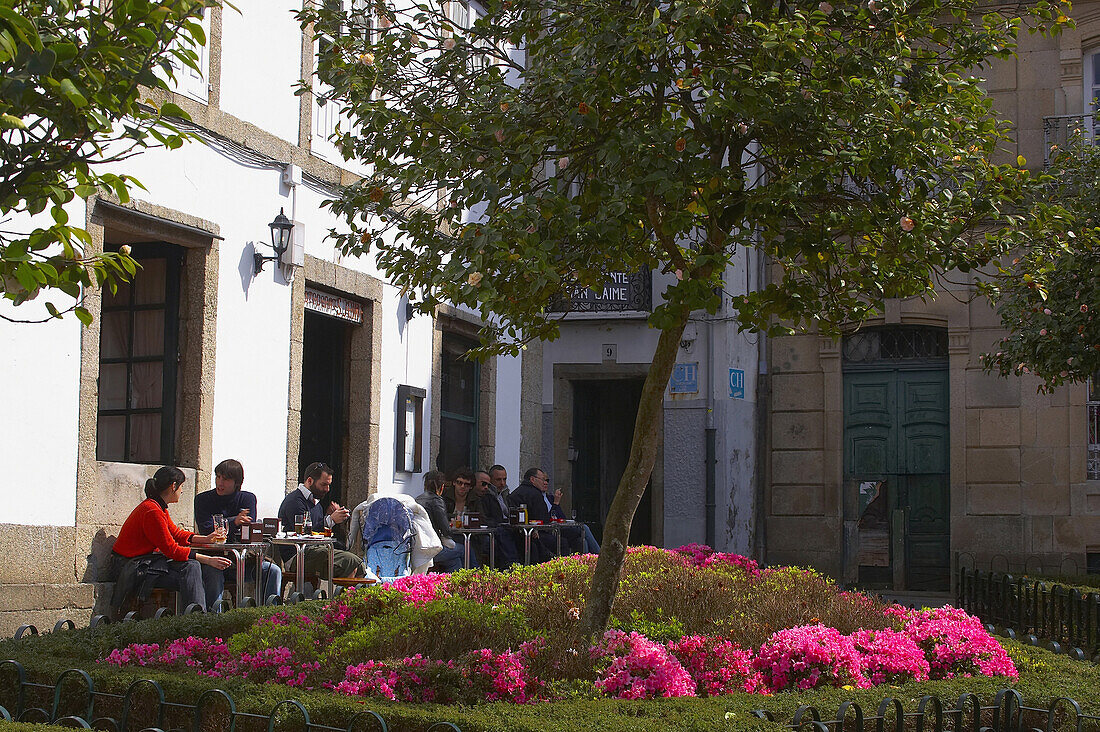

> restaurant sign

[
  {"left": 305, "top": 287, "right": 364, "bottom": 324},
  {"left": 550, "top": 269, "right": 652, "bottom": 313}
]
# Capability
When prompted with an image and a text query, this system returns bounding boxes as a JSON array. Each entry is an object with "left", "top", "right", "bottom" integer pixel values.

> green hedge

[
  {"left": 0, "top": 724, "right": 80, "bottom": 731},
  {"left": 1, "top": 607, "right": 1099, "bottom": 731},
  {"left": 1022, "top": 573, "right": 1100, "bottom": 597}
]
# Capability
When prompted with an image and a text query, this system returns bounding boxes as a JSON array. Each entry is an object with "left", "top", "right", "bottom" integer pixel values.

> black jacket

[
  {"left": 415, "top": 491, "right": 454, "bottom": 540},
  {"left": 508, "top": 481, "right": 552, "bottom": 523}
]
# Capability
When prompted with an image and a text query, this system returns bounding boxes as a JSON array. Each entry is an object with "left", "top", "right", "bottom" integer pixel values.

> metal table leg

[
  {"left": 326, "top": 543, "right": 334, "bottom": 598},
  {"left": 463, "top": 533, "right": 472, "bottom": 569},
  {"left": 232, "top": 548, "right": 247, "bottom": 607},
  {"left": 523, "top": 527, "right": 533, "bottom": 564},
  {"left": 489, "top": 532, "right": 495, "bottom": 569},
  {"left": 295, "top": 544, "right": 306, "bottom": 595}
]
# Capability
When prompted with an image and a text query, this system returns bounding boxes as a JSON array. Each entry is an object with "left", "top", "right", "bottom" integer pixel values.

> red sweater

[{"left": 113, "top": 498, "right": 195, "bottom": 562}]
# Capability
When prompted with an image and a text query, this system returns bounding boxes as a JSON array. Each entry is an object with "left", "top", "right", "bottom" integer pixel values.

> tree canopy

[
  {"left": 980, "top": 129, "right": 1100, "bottom": 390},
  {"left": 0, "top": 0, "right": 217, "bottom": 323},
  {"left": 303, "top": 0, "right": 1068, "bottom": 636}
]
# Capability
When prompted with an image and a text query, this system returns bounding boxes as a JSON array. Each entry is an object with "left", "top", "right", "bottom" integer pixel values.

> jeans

[
  {"left": 153, "top": 559, "right": 206, "bottom": 611},
  {"left": 432, "top": 542, "right": 470, "bottom": 572},
  {"left": 201, "top": 560, "right": 283, "bottom": 608}
]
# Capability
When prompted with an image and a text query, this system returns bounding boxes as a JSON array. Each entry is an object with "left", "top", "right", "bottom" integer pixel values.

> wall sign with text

[{"left": 549, "top": 269, "right": 652, "bottom": 313}]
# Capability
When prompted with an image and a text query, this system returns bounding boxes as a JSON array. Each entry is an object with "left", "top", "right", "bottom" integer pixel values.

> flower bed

[{"left": 99, "top": 547, "right": 1017, "bottom": 703}]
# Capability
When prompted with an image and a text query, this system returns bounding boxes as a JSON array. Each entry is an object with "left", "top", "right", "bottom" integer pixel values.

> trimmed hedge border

[{"left": 0, "top": 602, "right": 1097, "bottom": 731}]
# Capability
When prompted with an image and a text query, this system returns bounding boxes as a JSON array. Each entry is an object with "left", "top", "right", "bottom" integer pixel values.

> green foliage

[
  {"left": 300, "top": 0, "right": 1069, "bottom": 350},
  {"left": 319, "top": 596, "right": 534, "bottom": 665},
  {"left": 609, "top": 608, "right": 686, "bottom": 643},
  {"left": 0, "top": 0, "right": 223, "bottom": 321},
  {"left": 980, "top": 129, "right": 1100, "bottom": 389}
]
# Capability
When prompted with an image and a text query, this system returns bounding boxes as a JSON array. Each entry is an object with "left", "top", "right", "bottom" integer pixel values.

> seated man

[
  {"left": 415, "top": 470, "right": 475, "bottom": 572},
  {"left": 473, "top": 469, "right": 520, "bottom": 567},
  {"left": 508, "top": 467, "right": 558, "bottom": 563},
  {"left": 277, "top": 462, "right": 365, "bottom": 584},
  {"left": 194, "top": 458, "right": 282, "bottom": 606}
]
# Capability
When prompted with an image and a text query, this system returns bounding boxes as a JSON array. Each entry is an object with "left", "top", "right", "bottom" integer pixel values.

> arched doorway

[{"left": 843, "top": 326, "right": 950, "bottom": 591}]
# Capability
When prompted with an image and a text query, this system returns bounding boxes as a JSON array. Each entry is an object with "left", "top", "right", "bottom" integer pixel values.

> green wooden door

[{"left": 844, "top": 369, "right": 949, "bottom": 590}]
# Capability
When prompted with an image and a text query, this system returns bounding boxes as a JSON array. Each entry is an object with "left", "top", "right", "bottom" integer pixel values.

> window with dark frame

[
  {"left": 396, "top": 384, "right": 425, "bottom": 473},
  {"left": 1089, "top": 370, "right": 1099, "bottom": 481},
  {"left": 437, "top": 333, "right": 479, "bottom": 474},
  {"left": 96, "top": 243, "right": 182, "bottom": 464}
]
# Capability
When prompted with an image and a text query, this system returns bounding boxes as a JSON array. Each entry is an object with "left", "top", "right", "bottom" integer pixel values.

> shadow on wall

[{"left": 83, "top": 529, "right": 117, "bottom": 583}]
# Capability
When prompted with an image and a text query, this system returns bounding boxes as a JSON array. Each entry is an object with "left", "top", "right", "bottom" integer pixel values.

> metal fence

[
  {"left": 957, "top": 568, "right": 1100, "bottom": 661},
  {"left": 2, "top": 662, "right": 1098, "bottom": 732},
  {"left": 756, "top": 689, "right": 1100, "bottom": 731},
  {"left": 0, "top": 660, "right": 454, "bottom": 731}
]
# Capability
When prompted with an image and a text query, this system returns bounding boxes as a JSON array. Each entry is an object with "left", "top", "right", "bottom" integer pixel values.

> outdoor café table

[
  {"left": 267, "top": 534, "right": 335, "bottom": 598},
  {"left": 454, "top": 525, "right": 496, "bottom": 569},
  {"left": 515, "top": 521, "right": 576, "bottom": 564},
  {"left": 202, "top": 541, "right": 265, "bottom": 606}
]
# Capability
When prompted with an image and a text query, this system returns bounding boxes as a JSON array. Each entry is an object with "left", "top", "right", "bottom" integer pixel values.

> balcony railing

[{"left": 1042, "top": 113, "right": 1095, "bottom": 168}]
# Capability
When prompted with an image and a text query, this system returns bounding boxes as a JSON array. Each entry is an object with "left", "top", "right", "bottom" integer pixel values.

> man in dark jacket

[
  {"left": 277, "top": 462, "right": 364, "bottom": 582},
  {"left": 473, "top": 469, "right": 519, "bottom": 567},
  {"left": 415, "top": 470, "right": 472, "bottom": 571},
  {"left": 508, "top": 468, "right": 557, "bottom": 562}
]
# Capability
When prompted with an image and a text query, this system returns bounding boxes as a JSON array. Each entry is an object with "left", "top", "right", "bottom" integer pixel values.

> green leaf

[
  {"left": 74, "top": 306, "right": 93, "bottom": 326},
  {"left": 58, "top": 78, "right": 88, "bottom": 108},
  {"left": 0, "top": 113, "right": 26, "bottom": 129}
]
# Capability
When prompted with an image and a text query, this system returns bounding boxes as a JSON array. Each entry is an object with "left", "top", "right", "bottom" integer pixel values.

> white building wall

[
  {"left": 494, "top": 353, "right": 523, "bottom": 483},
  {"left": 219, "top": 0, "right": 303, "bottom": 145},
  {"left": 0, "top": 208, "right": 85, "bottom": 526}
]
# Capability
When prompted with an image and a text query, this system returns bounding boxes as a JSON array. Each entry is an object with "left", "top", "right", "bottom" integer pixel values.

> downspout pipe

[{"left": 704, "top": 303, "right": 717, "bottom": 549}]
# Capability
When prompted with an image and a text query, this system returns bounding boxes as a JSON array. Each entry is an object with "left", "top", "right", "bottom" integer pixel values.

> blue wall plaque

[
  {"left": 729, "top": 368, "right": 745, "bottom": 399},
  {"left": 670, "top": 362, "right": 698, "bottom": 394}
]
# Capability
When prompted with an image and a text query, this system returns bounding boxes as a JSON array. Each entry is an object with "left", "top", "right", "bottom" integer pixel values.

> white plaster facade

[{"left": 0, "top": 0, "right": 531, "bottom": 635}]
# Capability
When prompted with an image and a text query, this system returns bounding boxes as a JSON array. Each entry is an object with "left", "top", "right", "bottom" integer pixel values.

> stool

[
  {"left": 333, "top": 576, "right": 377, "bottom": 588},
  {"left": 120, "top": 588, "right": 178, "bottom": 619}
]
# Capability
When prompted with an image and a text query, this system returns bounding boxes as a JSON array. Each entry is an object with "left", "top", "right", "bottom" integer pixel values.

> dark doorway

[
  {"left": 299, "top": 310, "right": 350, "bottom": 506},
  {"left": 571, "top": 378, "right": 650, "bottom": 545},
  {"left": 843, "top": 326, "right": 950, "bottom": 592}
]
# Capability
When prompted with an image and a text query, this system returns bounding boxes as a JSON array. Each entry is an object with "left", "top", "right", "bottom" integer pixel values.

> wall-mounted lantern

[{"left": 253, "top": 208, "right": 294, "bottom": 275}]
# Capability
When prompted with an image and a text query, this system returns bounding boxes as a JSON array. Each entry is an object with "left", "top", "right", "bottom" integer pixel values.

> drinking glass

[
  {"left": 294, "top": 513, "right": 306, "bottom": 534},
  {"left": 571, "top": 510, "right": 578, "bottom": 521},
  {"left": 303, "top": 513, "right": 313, "bottom": 534},
  {"left": 212, "top": 514, "right": 228, "bottom": 543}
]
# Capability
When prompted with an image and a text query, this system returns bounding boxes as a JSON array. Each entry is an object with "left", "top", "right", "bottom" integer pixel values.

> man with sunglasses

[{"left": 474, "top": 469, "right": 520, "bottom": 567}]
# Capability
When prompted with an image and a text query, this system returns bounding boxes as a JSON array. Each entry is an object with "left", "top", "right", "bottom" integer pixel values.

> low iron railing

[
  {"left": 1, "top": 661, "right": 1098, "bottom": 732},
  {"left": 957, "top": 568, "right": 1100, "bottom": 661},
  {"left": 756, "top": 689, "right": 1100, "bottom": 731}
]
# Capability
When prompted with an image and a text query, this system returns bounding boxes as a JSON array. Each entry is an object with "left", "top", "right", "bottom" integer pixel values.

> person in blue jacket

[{"left": 194, "top": 459, "right": 282, "bottom": 607}]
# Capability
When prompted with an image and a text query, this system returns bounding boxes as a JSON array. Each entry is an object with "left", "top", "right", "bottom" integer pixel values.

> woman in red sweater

[{"left": 110, "top": 466, "right": 231, "bottom": 612}]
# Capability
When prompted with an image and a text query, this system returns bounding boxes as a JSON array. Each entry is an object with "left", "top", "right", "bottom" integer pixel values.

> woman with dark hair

[
  {"left": 109, "top": 466, "right": 231, "bottom": 613},
  {"left": 194, "top": 458, "right": 282, "bottom": 607}
]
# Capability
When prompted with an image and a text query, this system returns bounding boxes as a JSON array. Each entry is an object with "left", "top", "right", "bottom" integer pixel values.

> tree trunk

[{"left": 578, "top": 308, "right": 691, "bottom": 641}]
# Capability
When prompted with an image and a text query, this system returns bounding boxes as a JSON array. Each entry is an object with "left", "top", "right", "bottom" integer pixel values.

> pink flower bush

[
  {"left": 97, "top": 551, "right": 1022, "bottom": 703},
  {"left": 901, "top": 606, "right": 1018, "bottom": 680},
  {"left": 384, "top": 573, "right": 451, "bottom": 606},
  {"left": 332, "top": 656, "right": 437, "bottom": 702},
  {"left": 850, "top": 628, "right": 930, "bottom": 685},
  {"left": 667, "top": 635, "right": 766, "bottom": 695},
  {"left": 671, "top": 544, "right": 762, "bottom": 576},
  {"left": 460, "top": 648, "right": 537, "bottom": 703},
  {"left": 590, "top": 630, "right": 695, "bottom": 699},
  {"left": 754, "top": 624, "right": 867, "bottom": 691}
]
